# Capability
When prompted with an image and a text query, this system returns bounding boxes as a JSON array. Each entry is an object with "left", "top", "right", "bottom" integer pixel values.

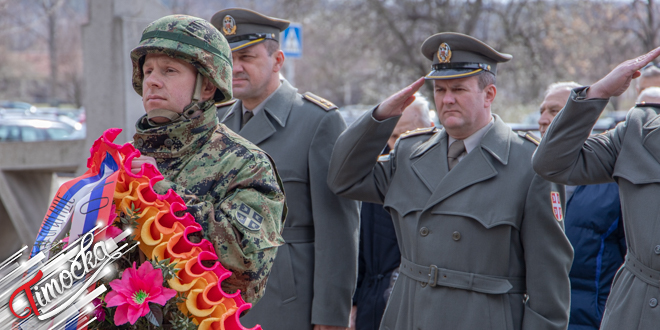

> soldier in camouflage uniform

[{"left": 128, "top": 15, "right": 286, "bottom": 305}]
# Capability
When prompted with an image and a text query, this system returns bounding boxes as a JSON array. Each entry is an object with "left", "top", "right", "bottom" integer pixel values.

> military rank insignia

[
  {"left": 236, "top": 203, "right": 264, "bottom": 230},
  {"left": 222, "top": 15, "right": 237, "bottom": 35},
  {"left": 437, "top": 42, "right": 452, "bottom": 63},
  {"left": 551, "top": 191, "right": 563, "bottom": 221}
]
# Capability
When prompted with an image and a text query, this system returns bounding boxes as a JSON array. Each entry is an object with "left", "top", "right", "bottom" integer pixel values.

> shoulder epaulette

[
  {"left": 302, "top": 92, "right": 338, "bottom": 111},
  {"left": 215, "top": 99, "right": 237, "bottom": 108},
  {"left": 400, "top": 127, "right": 438, "bottom": 139},
  {"left": 518, "top": 131, "right": 540, "bottom": 146}
]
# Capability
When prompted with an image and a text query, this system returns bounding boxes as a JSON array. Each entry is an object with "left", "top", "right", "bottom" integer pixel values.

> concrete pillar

[{"left": 82, "top": 0, "right": 170, "bottom": 150}]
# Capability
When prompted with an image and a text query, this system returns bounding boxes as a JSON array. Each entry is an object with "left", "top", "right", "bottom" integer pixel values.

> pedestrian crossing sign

[{"left": 282, "top": 23, "right": 302, "bottom": 58}]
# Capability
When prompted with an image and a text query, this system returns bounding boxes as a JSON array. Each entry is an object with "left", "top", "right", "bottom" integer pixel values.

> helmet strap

[{"left": 146, "top": 72, "right": 206, "bottom": 124}]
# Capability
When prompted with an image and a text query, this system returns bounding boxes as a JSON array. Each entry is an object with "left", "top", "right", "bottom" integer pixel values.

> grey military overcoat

[
  {"left": 533, "top": 89, "right": 660, "bottom": 330},
  {"left": 217, "top": 80, "right": 360, "bottom": 329},
  {"left": 328, "top": 110, "right": 573, "bottom": 330}
]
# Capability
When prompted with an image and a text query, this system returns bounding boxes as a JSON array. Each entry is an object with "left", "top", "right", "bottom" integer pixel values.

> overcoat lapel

[
  {"left": 642, "top": 114, "right": 660, "bottom": 164},
  {"left": 219, "top": 103, "right": 241, "bottom": 132},
  {"left": 411, "top": 130, "right": 448, "bottom": 192},
  {"left": 421, "top": 117, "right": 511, "bottom": 211},
  {"left": 239, "top": 109, "right": 278, "bottom": 145}
]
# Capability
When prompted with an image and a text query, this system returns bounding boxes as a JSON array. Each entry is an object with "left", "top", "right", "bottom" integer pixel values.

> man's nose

[
  {"left": 144, "top": 71, "right": 163, "bottom": 88},
  {"left": 232, "top": 59, "right": 243, "bottom": 74},
  {"left": 442, "top": 91, "right": 455, "bottom": 104},
  {"left": 538, "top": 111, "right": 551, "bottom": 126}
]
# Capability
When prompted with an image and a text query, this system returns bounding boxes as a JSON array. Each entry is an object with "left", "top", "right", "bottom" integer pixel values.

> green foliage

[
  {"left": 120, "top": 202, "right": 141, "bottom": 241},
  {"left": 151, "top": 256, "right": 180, "bottom": 283},
  {"left": 170, "top": 309, "right": 198, "bottom": 330}
]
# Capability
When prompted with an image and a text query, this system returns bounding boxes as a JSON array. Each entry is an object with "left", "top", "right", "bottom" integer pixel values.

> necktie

[
  {"left": 447, "top": 140, "right": 466, "bottom": 171},
  {"left": 242, "top": 110, "right": 254, "bottom": 128}
]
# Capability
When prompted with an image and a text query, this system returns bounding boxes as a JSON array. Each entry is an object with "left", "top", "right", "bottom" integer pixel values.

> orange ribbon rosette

[{"left": 93, "top": 128, "right": 260, "bottom": 330}]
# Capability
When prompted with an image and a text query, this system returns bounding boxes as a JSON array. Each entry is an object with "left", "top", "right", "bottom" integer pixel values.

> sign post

[{"left": 282, "top": 23, "right": 302, "bottom": 85}]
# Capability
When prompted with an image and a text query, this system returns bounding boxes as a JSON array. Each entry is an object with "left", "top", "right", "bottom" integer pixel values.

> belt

[
  {"left": 399, "top": 256, "right": 526, "bottom": 294},
  {"left": 624, "top": 252, "right": 660, "bottom": 287},
  {"left": 281, "top": 226, "right": 314, "bottom": 243}
]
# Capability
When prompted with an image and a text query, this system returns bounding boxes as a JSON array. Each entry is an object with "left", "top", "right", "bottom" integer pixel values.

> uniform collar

[
  {"left": 411, "top": 114, "right": 510, "bottom": 165},
  {"left": 448, "top": 117, "right": 494, "bottom": 156},
  {"left": 242, "top": 81, "right": 282, "bottom": 116},
  {"left": 222, "top": 79, "right": 295, "bottom": 128},
  {"left": 134, "top": 103, "right": 217, "bottom": 159}
]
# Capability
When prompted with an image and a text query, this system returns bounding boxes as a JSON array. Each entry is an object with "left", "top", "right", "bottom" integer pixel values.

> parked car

[
  {"left": 0, "top": 117, "right": 81, "bottom": 142},
  {"left": 0, "top": 101, "right": 37, "bottom": 116}
]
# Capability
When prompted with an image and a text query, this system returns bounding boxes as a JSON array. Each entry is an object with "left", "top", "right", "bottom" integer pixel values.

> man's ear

[
  {"left": 200, "top": 77, "right": 217, "bottom": 101},
  {"left": 273, "top": 50, "right": 285, "bottom": 73},
  {"left": 484, "top": 84, "right": 497, "bottom": 108}
]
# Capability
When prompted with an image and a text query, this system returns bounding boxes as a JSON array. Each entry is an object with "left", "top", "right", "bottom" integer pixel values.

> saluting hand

[
  {"left": 373, "top": 77, "right": 426, "bottom": 121},
  {"left": 588, "top": 46, "right": 660, "bottom": 99}
]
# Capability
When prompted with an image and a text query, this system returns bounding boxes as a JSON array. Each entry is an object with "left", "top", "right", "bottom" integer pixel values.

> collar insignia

[
  {"left": 437, "top": 43, "right": 452, "bottom": 63},
  {"left": 222, "top": 15, "right": 237, "bottom": 36}
]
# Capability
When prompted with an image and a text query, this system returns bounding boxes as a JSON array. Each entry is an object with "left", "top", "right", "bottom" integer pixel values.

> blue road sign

[{"left": 282, "top": 23, "right": 302, "bottom": 58}]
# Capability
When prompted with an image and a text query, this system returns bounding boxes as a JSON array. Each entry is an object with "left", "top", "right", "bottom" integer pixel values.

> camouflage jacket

[{"left": 133, "top": 104, "right": 286, "bottom": 305}]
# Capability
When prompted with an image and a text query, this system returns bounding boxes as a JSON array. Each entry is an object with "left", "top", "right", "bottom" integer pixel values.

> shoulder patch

[
  {"left": 215, "top": 98, "right": 237, "bottom": 108},
  {"left": 302, "top": 92, "right": 338, "bottom": 111},
  {"left": 400, "top": 127, "right": 438, "bottom": 139},
  {"left": 518, "top": 131, "right": 540, "bottom": 146},
  {"left": 236, "top": 202, "right": 264, "bottom": 231}
]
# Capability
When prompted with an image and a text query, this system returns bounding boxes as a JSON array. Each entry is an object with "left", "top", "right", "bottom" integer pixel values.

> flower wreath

[{"left": 40, "top": 129, "right": 260, "bottom": 330}]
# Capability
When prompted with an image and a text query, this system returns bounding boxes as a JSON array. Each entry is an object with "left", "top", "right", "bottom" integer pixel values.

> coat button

[
  {"left": 164, "top": 138, "right": 174, "bottom": 147},
  {"left": 420, "top": 227, "right": 429, "bottom": 237},
  {"left": 655, "top": 245, "right": 660, "bottom": 255},
  {"left": 136, "top": 138, "right": 144, "bottom": 147},
  {"left": 452, "top": 231, "right": 461, "bottom": 241},
  {"left": 651, "top": 298, "right": 658, "bottom": 308}
]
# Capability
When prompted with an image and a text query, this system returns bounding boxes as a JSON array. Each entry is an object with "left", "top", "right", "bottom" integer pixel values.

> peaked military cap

[
  {"left": 211, "top": 8, "right": 290, "bottom": 52},
  {"left": 421, "top": 32, "right": 512, "bottom": 80}
]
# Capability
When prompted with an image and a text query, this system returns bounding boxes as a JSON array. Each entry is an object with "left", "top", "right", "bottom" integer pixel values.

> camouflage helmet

[{"left": 130, "top": 15, "right": 232, "bottom": 103}]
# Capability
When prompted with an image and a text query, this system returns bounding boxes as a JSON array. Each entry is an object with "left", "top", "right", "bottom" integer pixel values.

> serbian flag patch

[{"left": 551, "top": 191, "right": 563, "bottom": 221}]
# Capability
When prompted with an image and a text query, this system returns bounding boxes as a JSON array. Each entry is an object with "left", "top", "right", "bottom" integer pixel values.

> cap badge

[
  {"left": 222, "top": 15, "right": 237, "bottom": 35},
  {"left": 437, "top": 43, "right": 452, "bottom": 63}
]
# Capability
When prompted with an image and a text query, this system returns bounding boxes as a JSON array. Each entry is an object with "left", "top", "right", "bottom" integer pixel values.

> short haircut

[
  {"left": 408, "top": 93, "right": 433, "bottom": 127},
  {"left": 544, "top": 81, "right": 581, "bottom": 98},
  {"left": 264, "top": 40, "right": 280, "bottom": 56},
  {"left": 637, "top": 86, "right": 660, "bottom": 103},
  {"left": 641, "top": 65, "right": 660, "bottom": 78},
  {"left": 477, "top": 72, "right": 496, "bottom": 90}
]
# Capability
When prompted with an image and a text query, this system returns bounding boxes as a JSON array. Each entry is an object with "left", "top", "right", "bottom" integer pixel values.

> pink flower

[
  {"left": 106, "top": 225, "right": 124, "bottom": 241},
  {"left": 104, "top": 262, "right": 176, "bottom": 325},
  {"left": 92, "top": 298, "right": 105, "bottom": 322}
]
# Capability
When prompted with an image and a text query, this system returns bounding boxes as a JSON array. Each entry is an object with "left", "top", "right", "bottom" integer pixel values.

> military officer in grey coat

[
  {"left": 327, "top": 33, "right": 573, "bottom": 330},
  {"left": 211, "top": 8, "right": 360, "bottom": 330},
  {"left": 533, "top": 47, "right": 660, "bottom": 330}
]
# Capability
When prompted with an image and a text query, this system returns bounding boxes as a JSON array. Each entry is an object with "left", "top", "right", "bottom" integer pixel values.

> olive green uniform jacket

[
  {"left": 533, "top": 89, "right": 660, "bottom": 330},
  {"left": 328, "top": 110, "right": 573, "bottom": 330},
  {"left": 133, "top": 105, "right": 286, "bottom": 305},
  {"left": 217, "top": 80, "right": 360, "bottom": 329}
]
